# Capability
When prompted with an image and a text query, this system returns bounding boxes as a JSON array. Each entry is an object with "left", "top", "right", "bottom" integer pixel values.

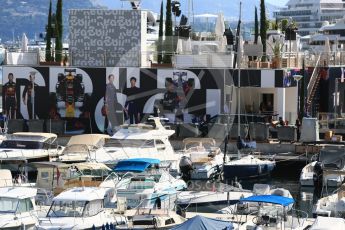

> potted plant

[{"left": 269, "top": 37, "right": 284, "bottom": 69}]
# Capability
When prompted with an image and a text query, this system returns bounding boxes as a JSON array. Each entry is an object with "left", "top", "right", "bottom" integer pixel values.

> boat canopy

[
  {"left": 114, "top": 158, "right": 161, "bottom": 173},
  {"left": 240, "top": 195, "right": 294, "bottom": 207},
  {"left": 171, "top": 215, "right": 233, "bottom": 230},
  {"left": 310, "top": 216, "right": 345, "bottom": 230},
  {"left": 53, "top": 187, "right": 110, "bottom": 202},
  {"left": 319, "top": 147, "right": 345, "bottom": 170},
  {"left": 66, "top": 134, "right": 109, "bottom": 147},
  {"left": 0, "top": 187, "right": 37, "bottom": 199}
]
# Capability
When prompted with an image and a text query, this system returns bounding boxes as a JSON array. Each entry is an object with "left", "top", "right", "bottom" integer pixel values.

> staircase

[{"left": 306, "top": 54, "right": 323, "bottom": 116}]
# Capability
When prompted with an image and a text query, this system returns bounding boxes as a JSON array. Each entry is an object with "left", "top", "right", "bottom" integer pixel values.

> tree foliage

[
  {"left": 45, "top": 0, "right": 52, "bottom": 61},
  {"left": 260, "top": 0, "right": 267, "bottom": 61},
  {"left": 158, "top": 1, "right": 164, "bottom": 64},
  {"left": 254, "top": 6, "right": 259, "bottom": 44},
  {"left": 55, "top": 0, "right": 63, "bottom": 62},
  {"left": 163, "top": 0, "right": 173, "bottom": 63}
]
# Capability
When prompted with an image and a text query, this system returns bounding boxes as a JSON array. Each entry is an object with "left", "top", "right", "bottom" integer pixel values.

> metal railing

[
  {"left": 4, "top": 49, "right": 345, "bottom": 68},
  {"left": 306, "top": 53, "right": 322, "bottom": 103}
]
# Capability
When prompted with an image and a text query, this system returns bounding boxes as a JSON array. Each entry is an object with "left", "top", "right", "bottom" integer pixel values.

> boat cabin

[
  {"left": 33, "top": 162, "right": 111, "bottom": 196},
  {"left": 0, "top": 187, "right": 37, "bottom": 214},
  {"left": 46, "top": 187, "right": 114, "bottom": 218}
]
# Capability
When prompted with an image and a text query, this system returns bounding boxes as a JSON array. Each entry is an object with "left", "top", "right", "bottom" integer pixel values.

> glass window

[
  {"left": 0, "top": 140, "right": 43, "bottom": 149},
  {"left": 104, "top": 139, "right": 155, "bottom": 148},
  {"left": 83, "top": 200, "right": 103, "bottom": 217},
  {"left": 47, "top": 200, "right": 86, "bottom": 217},
  {"left": 17, "top": 198, "right": 34, "bottom": 213},
  {"left": 0, "top": 197, "right": 18, "bottom": 213}
]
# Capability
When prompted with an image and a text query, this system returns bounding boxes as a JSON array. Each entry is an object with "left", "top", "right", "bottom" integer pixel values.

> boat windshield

[
  {"left": 0, "top": 140, "right": 44, "bottom": 149},
  {"left": 47, "top": 200, "right": 86, "bottom": 217},
  {"left": 0, "top": 197, "right": 18, "bottom": 213},
  {"left": 104, "top": 139, "right": 155, "bottom": 148}
]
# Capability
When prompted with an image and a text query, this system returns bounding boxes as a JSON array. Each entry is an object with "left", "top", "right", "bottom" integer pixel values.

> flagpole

[{"left": 237, "top": 1, "right": 242, "bottom": 160}]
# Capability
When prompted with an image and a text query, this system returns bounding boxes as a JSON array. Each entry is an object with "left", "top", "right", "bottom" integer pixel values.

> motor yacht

[
  {"left": 0, "top": 187, "right": 38, "bottom": 229},
  {"left": 31, "top": 161, "right": 114, "bottom": 204},
  {"left": 178, "top": 138, "right": 226, "bottom": 180},
  {"left": 234, "top": 195, "right": 310, "bottom": 230},
  {"left": 37, "top": 187, "right": 127, "bottom": 229},
  {"left": 115, "top": 158, "right": 187, "bottom": 210},
  {"left": 93, "top": 117, "right": 181, "bottom": 174},
  {"left": 0, "top": 132, "right": 63, "bottom": 172},
  {"left": 313, "top": 183, "right": 345, "bottom": 218}
]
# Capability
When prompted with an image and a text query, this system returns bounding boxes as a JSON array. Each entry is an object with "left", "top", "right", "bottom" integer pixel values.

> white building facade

[{"left": 274, "top": 0, "right": 345, "bottom": 36}]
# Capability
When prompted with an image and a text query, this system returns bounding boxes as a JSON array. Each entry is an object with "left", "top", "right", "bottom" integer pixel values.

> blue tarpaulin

[
  {"left": 171, "top": 215, "right": 233, "bottom": 230},
  {"left": 114, "top": 158, "right": 160, "bottom": 173},
  {"left": 240, "top": 195, "right": 294, "bottom": 207}
]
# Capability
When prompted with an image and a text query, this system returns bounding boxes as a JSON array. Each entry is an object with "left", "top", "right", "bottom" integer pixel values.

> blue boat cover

[
  {"left": 171, "top": 215, "right": 233, "bottom": 230},
  {"left": 114, "top": 158, "right": 160, "bottom": 173},
  {"left": 240, "top": 195, "right": 294, "bottom": 207}
]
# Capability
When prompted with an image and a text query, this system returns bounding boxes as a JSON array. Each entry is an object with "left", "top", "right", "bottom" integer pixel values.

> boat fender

[
  {"left": 153, "top": 216, "right": 158, "bottom": 228},
  {"left": 258, "top": 165, "right": 262, "bottom": 174}
]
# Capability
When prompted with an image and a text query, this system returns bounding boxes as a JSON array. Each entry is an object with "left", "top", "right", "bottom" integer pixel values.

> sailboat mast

[{"left": 237, "top": 1, "right": 242, "bottom": 159}]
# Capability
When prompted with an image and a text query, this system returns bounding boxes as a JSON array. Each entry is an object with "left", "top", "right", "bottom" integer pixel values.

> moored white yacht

[
  {"left": 37, "top": 187, "right": 127, "bottom": 230},
  {"left": 118, "top": 209, "right": 186, "bottom": 229},
  {"left": 31, "top": 161, "right": 115, "bottom": 205},
  {"left": 0, "top": 187, "right": 39, "bottom": 229},
  {"left": 115, "top": 158, "right": 187, "bottom": 210},
  {"left": 178, "top": 138, "right": 226, "bottom": 180},
  {"left": 313, "top": 183, "right": 345, "bottom": 218},
  {"left": 0, "top": 132, "right": 63, "bottom": 171},
  {"left": 300, "top": 147, "right": 345, "bottom": 188},
  {"left": 234, "top": 195, "right": 310, "bottom": 230},
  {"left": 92, "top": 117, "right": 181, "bottom": 173}
]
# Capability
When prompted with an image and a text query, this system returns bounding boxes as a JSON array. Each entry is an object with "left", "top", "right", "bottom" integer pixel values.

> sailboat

[{"left": 222, "top": 2, "right": 275, "bottom": 180}]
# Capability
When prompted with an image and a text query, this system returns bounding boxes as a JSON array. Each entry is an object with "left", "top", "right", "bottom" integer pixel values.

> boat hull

[{"left": 223, "top": 162, "right": 275, "bottom": 180}]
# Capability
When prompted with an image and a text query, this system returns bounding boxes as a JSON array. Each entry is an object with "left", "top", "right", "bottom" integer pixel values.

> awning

[
  {"left": 114, "top": 158, "right": 160, "bottom": 173},
  {"left": 240, "top": 195, "right": 294, "bottom": 207}
]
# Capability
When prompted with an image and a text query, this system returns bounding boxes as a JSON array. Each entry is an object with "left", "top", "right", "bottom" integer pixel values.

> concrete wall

[
  {"left": 285, "top": 87, "right": 298, "bottom": 123},
  {"left": 69, "top": 10, "right": 147, "bottom": 67}
]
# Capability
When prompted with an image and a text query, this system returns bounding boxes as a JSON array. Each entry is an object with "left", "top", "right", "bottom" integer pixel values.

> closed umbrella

[
  {"left": 257, "top": 35, "right": 262, "bottom": 45},
  {"left": 21, "top": 33, "right": 28, "bottom": 52},
  {"left": 215, "top": 13, "right": 225, "bottom": 40},
  {"left": 176, "top": 38, "right": 183, "bottom": 54},
  {"left": 184, "top": 38, "right": 192, "bottom": 54},
  {"left": 267, "top": 35, "right": 274, "bottom": 56},
  {"left": 220, "top": 35, "right": 228, "bottom": 52}
]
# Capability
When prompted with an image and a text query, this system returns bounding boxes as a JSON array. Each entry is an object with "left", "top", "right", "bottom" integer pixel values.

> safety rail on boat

[{"left": 131, "top": 193, "right": 179, "bottom": 213}]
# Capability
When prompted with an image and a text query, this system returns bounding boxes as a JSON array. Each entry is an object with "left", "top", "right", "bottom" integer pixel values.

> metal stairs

[{"left": 306, "top": 54, "right": 323, "bottom": 116}]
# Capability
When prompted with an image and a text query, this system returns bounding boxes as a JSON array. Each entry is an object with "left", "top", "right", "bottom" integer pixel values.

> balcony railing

[{"left": 4, "top": 48, "right": 345, "bottom": 69}]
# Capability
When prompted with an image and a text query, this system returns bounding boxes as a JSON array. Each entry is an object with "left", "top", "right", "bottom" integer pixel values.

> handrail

[{"left": 307, "top": 53, "right": 322, "bottom": 102}]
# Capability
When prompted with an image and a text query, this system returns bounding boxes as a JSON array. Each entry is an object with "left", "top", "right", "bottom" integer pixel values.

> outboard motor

[
  {"left": 179, "top": 156, "right": 193, "bottom": 181},
  {"left": 313, "top": 162, "right": 323, "bottom": 197}
]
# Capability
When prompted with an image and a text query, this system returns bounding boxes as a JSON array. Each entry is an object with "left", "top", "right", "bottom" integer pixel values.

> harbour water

[{"left": 187, "top": 162, "right": 332, "bottom": 218}]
